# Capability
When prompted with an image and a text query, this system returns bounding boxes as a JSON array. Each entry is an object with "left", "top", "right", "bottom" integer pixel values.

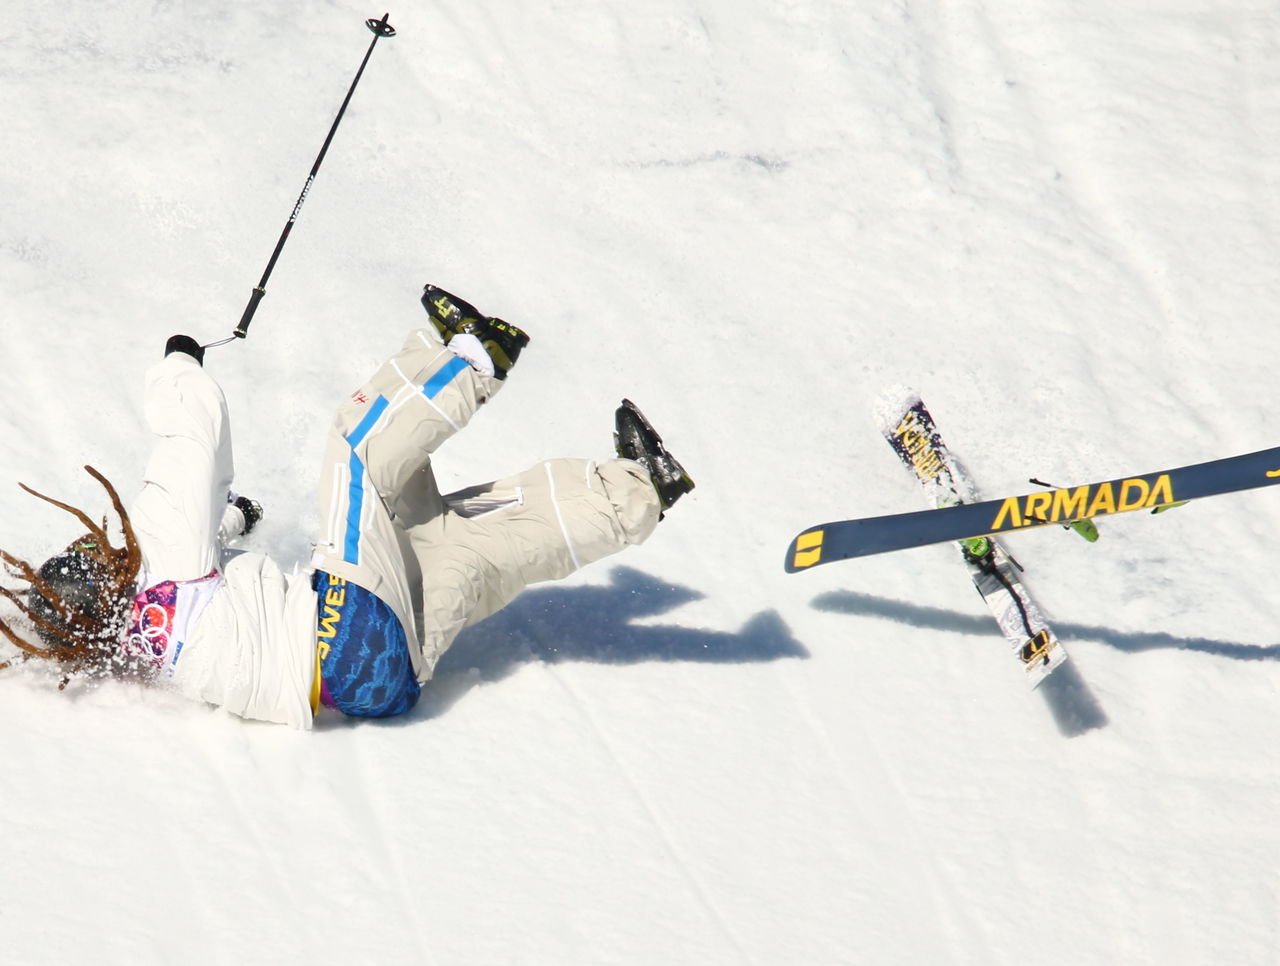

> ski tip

[{"left": 872, "top": 384, "right": 922, "bottom": 432}]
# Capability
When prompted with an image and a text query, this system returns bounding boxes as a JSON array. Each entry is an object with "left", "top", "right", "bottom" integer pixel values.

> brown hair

[{"left": 0, "top": 466, "right": 141, "bottom": 683}]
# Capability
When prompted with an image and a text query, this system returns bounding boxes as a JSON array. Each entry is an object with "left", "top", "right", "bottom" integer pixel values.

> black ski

[{"left": 786, "top": 441, "right": 1280, "bottom": 571}]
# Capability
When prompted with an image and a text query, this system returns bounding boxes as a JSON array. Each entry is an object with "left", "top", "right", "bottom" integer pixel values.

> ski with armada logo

[
  {"left": 876, "top": 391, "right": 1068, "bottom": 686},
  {"left": 785, "top": 442, "right": 1280, "bottom": 568}
]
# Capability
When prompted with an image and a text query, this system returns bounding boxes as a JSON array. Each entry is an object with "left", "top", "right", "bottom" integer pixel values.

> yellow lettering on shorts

[
  {"left": 311, "top": 574, "right": 350, "bottom": 714},
  {"left": 317, "top": 604, "right": 342, "bottom": 640}
]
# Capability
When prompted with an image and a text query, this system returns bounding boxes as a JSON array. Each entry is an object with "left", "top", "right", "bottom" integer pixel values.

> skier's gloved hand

[
  {"left": 165, "top": 334, "right": 205, "bottom": 366},
  {"left": 229, "top": 493, "right": 263, "bottom": 535}
]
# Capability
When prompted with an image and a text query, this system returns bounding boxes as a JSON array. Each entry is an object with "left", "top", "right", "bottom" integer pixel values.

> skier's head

[
  {"left": 27, "top": 539, "right": 130, "bottom": 651},
  {"left": 0, "top": 467, "right": 140, "bottom": 679}
]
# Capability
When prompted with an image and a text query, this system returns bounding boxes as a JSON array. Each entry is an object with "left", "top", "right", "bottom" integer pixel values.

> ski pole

[{"left": 216, "top": 13, "right": 396, "bottom": 346}]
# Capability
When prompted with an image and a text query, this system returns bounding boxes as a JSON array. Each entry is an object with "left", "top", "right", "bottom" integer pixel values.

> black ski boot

[
  {"left": 421, "top": 283, "right": 530, "bottom": 380},
  {"left": 614, "top": 399, "right": 695, "bottom": 515}
]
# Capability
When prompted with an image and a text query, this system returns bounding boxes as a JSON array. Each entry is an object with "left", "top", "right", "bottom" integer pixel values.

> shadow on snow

[
  {"left": 811, "top": 587, "right": 1280, "bottom": 736},
  {"left": 811, "top": 589, "right": 1278, "bottom": 661},
  {"left": 809, "top": 590, "right": 1137, "bottom": 738},
  {"left": 411, "top": 565, "right": 807, "bottom": 719}
]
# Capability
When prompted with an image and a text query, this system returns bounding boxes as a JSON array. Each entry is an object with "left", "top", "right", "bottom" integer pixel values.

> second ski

[{"left": 879, "top": 391, "right": 1068, "bottom": 687}]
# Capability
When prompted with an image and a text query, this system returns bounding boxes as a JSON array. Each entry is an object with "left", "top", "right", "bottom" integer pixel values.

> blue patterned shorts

[{"left": 314, "top": 570, "right": 420, "bottom": 717}]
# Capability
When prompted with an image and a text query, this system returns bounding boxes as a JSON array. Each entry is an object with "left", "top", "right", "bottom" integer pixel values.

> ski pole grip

[
  {"left": 234, "top": 287, "right": 267, "bottom": 339},
  {"left": 366, "top": 13, "right": 396, "bottom": 37}
]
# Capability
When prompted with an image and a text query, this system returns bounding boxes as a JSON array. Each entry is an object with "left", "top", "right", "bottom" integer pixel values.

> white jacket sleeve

[{"left": 128, "top": 352, "right": 235, "bottom": 581}]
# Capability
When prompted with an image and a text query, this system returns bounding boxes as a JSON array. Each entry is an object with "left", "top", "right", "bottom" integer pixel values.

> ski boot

[
  {"left": 614, "top": 399, "right": 695, "bottom": 516},
  {"left": 420, "top": 283, "right": 530, "bottom": 380}
]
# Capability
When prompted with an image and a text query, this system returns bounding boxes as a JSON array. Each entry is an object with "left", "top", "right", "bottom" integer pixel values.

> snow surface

[{"left": 3, "top": 1, "right": 1279, "bottom": 963}]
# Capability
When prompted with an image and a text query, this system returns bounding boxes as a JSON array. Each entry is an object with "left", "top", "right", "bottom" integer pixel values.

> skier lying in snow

[{"left": 0, "top": 285, "right": 694, "bottom": 727}]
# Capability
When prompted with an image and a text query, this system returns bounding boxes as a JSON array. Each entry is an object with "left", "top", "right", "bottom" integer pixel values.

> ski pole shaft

[{"left": 233, "top": 13, "right": 395, "bottom": 340}]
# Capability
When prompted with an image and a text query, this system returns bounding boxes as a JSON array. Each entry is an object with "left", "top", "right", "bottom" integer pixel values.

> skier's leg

[
  {"left": 325, "top": 328, "right": 506, "bottom": 526},
  {"left": 307, "top": 285, "right": 533, "bottom": 713},
  {"left": 316, "top": 283, "right": 530, "bottom": 565},
  {"left": 312, "top": 328, "right": 504, "bottom": 676},
  {"left": 407, "top": 457, "right": 662, "bottom": 678}
]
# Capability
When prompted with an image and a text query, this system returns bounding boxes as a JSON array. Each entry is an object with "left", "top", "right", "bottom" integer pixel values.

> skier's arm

[{"left": 127, "top": 339, "right": 236, "bottom": 581}]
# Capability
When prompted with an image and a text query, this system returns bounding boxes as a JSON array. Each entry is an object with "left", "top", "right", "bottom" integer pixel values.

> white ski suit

[{"left": 126, "top": 330, "right": 661, "bottom": 728}]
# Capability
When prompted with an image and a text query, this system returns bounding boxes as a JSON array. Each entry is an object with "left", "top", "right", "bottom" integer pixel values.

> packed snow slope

[{"left": 3, "top": 2, "right": 1278, "bottom": 963}]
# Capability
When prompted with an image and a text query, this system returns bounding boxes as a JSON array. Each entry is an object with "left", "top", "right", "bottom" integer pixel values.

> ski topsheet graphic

[
  {"left": 786, "top": 440, "right": 1280, "bottom": 571},
  {"left": 878, "top": 392, "right": 1067, "bottom": 685}
]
